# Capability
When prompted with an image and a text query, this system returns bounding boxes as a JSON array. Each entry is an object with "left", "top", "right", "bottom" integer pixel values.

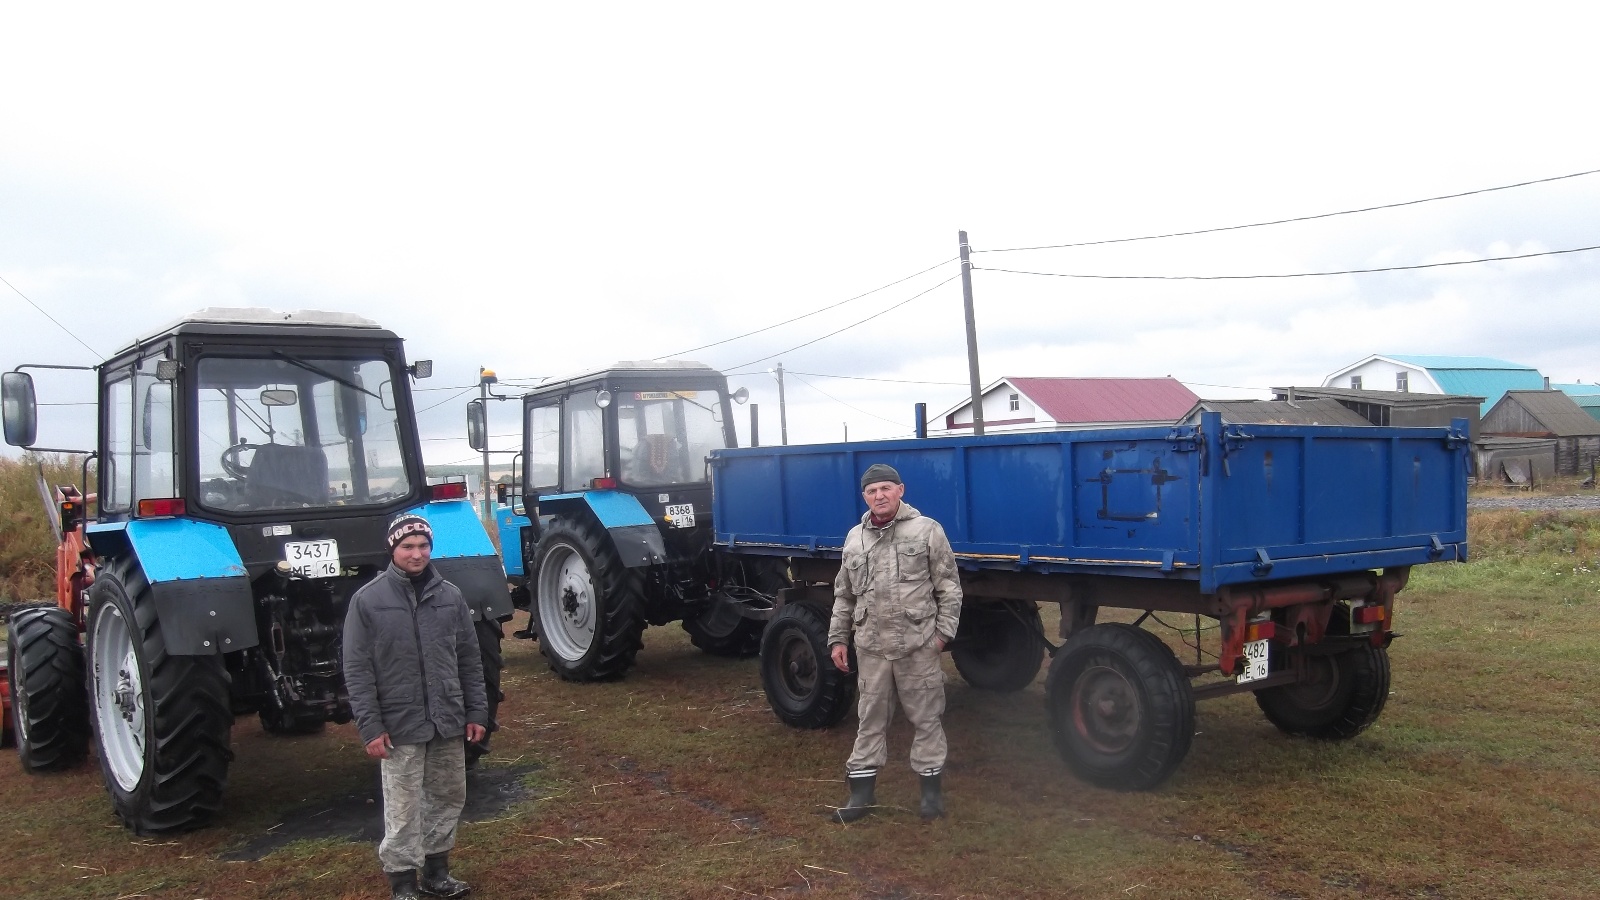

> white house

[
  {"left": 937, "top": 377, "right": 1200, "bottom": 434},
  {"left": 1321, "top": 354, "right": 1546, "bottom": 415}
]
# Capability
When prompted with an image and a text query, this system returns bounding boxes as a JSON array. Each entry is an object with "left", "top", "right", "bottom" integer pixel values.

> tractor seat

[{"left": 249, "top": 443, "right": 329, "bottom": 503}]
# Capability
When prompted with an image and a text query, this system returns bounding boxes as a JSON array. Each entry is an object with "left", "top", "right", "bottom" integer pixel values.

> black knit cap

[
  {"left": 860, "top": 463, "right": 902, "bottom": 490},
  {"left": 387, "top": 513, "right": 434, "bottom": 553}
]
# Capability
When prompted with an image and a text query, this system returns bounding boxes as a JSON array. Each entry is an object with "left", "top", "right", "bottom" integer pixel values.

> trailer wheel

[
  {"left": 1255, "top": 645, "right": 1389, "bottom": 739},
  {"left": 86, "top": 558, "right": 234, "bottom": 833},
  {"left": 760, "top": 603, "right": 856, "bottom": 729},
  {"left": 7, "top": 606, "right": 90, "bottom": 771},
  {"left": 951, "top": 602, "right": 1045, "bottom": 692},
  {"left": 684, "top": 558, "right": 787, "bottom": 658},
  {"left": 1045, "top": 623, "right": 1194, "bottom": 790},
  {"left": 531, "top": 517, "right": 645, "bottom": 682},
  {"left": 466, "top": 616, "right": 503, "bottom": 768}
]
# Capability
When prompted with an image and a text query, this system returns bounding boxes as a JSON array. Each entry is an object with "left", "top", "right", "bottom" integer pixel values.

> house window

[
  {"left": 1396, "top": 372, "right": 1408, "bottom": 392},
  {"left": 1350, "top": 376, "right": 1363, "bottom": 390},
  {"left": 1008, "top": 392, "right": 1020, "bottom": 412}
]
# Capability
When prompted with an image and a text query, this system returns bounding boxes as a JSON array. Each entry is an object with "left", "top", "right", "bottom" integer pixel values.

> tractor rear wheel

[
  {"left": 760, "top": 603, "right": 856, "bottom": 729},
  {"left": 466, "top": 616, "right": 503, "bottom": 767},
  {"left": 7, "top": 606, "right": 90, "bottom": 771},
  {"left": 684, "top": 557, "right": 787, "bottom": 658},
  {"left": 86, "top": 557, "right": 234, "bottom": 833},
  {"left": 951, "top": 601, "right": 1045, "bottom": 692},
  {"left": 1045, "top": 623, "right": 1194, "bottom": 790},
  {"left": 531, "top": 517, "right": 645, "bottom": 682},
  {"left": 1255, "top": 644, "right": 1389, "bottom": 739}
]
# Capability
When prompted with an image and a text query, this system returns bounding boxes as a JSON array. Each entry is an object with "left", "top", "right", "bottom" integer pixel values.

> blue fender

[
  {"left": 403, "top": 499, "right": 515, "bottom": 621},
  {"left": 494, "top": 504, "right": 533, "bottom": 578},
  {"left": 538, "top": 491, "right": 665, "bottom": 568},
  {"left": 84, "top": 519, "right": 258, "bottom": 655}
]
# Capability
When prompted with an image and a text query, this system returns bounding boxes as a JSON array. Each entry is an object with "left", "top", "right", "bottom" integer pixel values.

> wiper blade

[{"left": 271, "top": 351, "right": 383, "bottom": 402}]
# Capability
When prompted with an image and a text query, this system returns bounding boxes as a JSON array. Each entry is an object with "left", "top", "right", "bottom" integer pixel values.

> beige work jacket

[{"left": 828, "top": 501, "right": 963, "bottom": 659}]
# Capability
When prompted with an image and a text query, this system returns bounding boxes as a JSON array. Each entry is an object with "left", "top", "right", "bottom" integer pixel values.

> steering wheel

[{"left": 219, "top": 443, "right": 261, "bottom": 480}]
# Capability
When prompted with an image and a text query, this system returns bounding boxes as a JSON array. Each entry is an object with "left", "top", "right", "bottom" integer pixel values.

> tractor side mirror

[
  {"left": 2, "top": 371, "right": 38, "bottom": 447},
  {"left": 466, "top": 399, "right": 487, "bottom": 451}
]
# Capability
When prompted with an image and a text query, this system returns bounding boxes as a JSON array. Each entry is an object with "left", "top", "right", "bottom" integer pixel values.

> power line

[
  {"left": 1, "top": 272, "right": 104, "bottom": 359},
  {"left": 723, "top": 273, "right": 962, "bottom": 371},
  {"left": 415, "top": 386, "right": 476, "bottom": 414},
  {"left": 973, "top": 243, "right": 1600, "bottom": 281},
  {"left": 657, "top": 257, "right": 958, "bottom": 360},
  {"left": 974, "top": 167, "right": 1600, "bottom": 254},
  {"left": 762, "top": 370, "right": 967, "bottom": 386},
  {"left": 787, "top": 372, "right": 910, "bottom": 428}
]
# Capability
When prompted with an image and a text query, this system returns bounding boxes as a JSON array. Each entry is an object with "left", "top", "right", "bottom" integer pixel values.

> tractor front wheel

[
  {"left": 531, "top": 518, "right": 646, "bottom": 682},
  {"left": 7, "top": 606, "right": 90, "bottom": 771},
  {"left": 87, "top": 558, "right": 234, "bottom": 833}
]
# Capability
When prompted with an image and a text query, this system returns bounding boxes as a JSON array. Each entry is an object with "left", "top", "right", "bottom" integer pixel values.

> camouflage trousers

[
  {"left": 845, "top": 642, "right": 947, "bottom": 776},
  {"left": 378, "top": 733, "right": 467, "bottom": 873}
]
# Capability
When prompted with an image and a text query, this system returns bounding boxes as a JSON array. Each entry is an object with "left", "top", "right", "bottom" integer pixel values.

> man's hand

[
  {"left": 465, "top": 723, "right": 486, "bottom": 743},
  {"left": 365, "top": 733, "right": 393, "bottom": 760},
  {"left": 936, "top": 636, "right": 946, "bottom": 652},
  {"left": 830, "top": 644, "right": 851, "bottom": 673}
]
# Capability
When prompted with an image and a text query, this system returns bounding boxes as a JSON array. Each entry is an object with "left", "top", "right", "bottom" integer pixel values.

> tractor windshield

[
  {"left": 194, "top": 355, "right": 413, "bottom": 512},
  {"left": 616, "top": 389, "right": 727, "bottom": 487}
]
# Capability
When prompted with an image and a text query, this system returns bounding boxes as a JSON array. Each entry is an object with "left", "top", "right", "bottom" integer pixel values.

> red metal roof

[{"left": 1008, "top": 377, "right": 1200, "bottom": 424}]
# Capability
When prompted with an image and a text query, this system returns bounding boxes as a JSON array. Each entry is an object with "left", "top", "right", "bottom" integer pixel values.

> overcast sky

[{"left": 4, "top": 3, "right": 1597, "bottom": 463}]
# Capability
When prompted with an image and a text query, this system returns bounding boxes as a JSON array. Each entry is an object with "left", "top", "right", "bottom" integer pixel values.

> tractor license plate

[
  {"left": 1238, "top": 638, "right": 1270, "bottom": 684},
  {"left": 664, "top": 503, "right": 696, "bottom": 528},
  {"left": 284, "top": 539, "right": 340, "bottom": 578}
]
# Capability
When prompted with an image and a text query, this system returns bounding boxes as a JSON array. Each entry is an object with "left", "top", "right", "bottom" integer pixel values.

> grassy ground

[{"left": 1, "top": 511, "right": 1598, "bottom": 899}]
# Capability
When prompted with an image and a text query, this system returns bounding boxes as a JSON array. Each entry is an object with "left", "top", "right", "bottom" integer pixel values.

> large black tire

[
  {"left": 760, "top": 603, "right": 856, "bottom": 729},
  {"left": 466, "top": 616, "right": 504, "bottom": 767},
  {"left": 1255, "top": 644, "right": 1390, "bottom": 739},
  {"left": 7, "top": 606, "right": 90, "bottom": 770},
  {"left": 1045, "top": 623, "right": 1194, "bottom": 790},
  {"left": 86, "top": 557, "right": 235, "bottom": 833},
  {"left": 684, "top": 557, "right": 787, "bottom": 658},
  {"left": 951, "top": 602, "right": 1045, "bottom": 692},
  {"left": 530, "top": 517, "right": 646, "bottom": 682}
]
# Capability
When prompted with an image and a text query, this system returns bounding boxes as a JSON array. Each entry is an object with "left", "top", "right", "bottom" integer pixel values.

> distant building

[
  {"left": 1480, "top": 390, "right": 1600, "bottom": 476},
  {"left": 1179, "top": 398, "right": 1373, "bottom": 427},
  {"left": 1552, "top": 383, "right": 1600, "bottom": 422},
  {"left": 1269, "top": 385, "right": 1483, "bottom": 441},
  {"left": 1321, "top": 354, "right": 1544, "bottom": 415},
  {"left": 937, "top": 377, "right": 1200, "bottom": 434}
]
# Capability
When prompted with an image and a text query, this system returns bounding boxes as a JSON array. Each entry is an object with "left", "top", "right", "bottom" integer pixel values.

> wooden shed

[{"left": 1480, "top": 390, "right": 1600, "bottom": 476}]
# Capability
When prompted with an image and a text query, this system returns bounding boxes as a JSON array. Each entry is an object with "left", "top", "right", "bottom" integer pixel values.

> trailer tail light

[
  {"left": 590, "top": 477, "right": 617, "bottom": 490},
  {"left": 429, "top": 482, "right": 468, "bottom": 502},
  {"left": 1245, "top": 620, "right": 1277, "bottom": 643},
  {"left": 1353, "top": 604, "right": 1386, "bottom": 625},
  {"left": 136, "top": 498, "right": 187, "bottom": 518}
]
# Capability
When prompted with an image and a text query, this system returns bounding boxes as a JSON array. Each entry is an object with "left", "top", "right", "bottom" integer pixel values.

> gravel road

[{"left": 1468, "top": 494, "right": 1600, "bottom": 511}]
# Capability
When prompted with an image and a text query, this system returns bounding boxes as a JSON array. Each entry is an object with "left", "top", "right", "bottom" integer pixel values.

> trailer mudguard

[
  {"left": 538, "top": 490, "right": 665, "bottom": 569},
  {"left": 84, "top": 520, "right": 259, "bottom": 655},
  {"left": 404, "top": 499, "right": 516, "bottom": 621}
]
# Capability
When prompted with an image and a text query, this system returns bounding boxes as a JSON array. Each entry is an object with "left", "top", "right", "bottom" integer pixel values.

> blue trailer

[{"left": 711, "top": 412, "right": 1469, "bottom": 788}]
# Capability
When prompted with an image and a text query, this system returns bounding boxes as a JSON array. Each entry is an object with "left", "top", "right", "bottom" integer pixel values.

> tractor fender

[
  {"left": 402, "top": 499, "right": 516, "bottom": 622},
  {"left": 83, "top": 520, "right": 259, "bottom": 655},
  {"left": 537, "top": 491, "right": 665, "bottom": 569},
  {"left": 493, "top": 504, "right": 533, "bottom": 578}
]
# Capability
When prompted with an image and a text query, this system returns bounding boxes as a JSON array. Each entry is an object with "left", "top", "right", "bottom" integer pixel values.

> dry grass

[
  {"left": 1, "top": 507, "right": 1598, "bottom": 898},
  {"left": 0, "top": 453, "right": 90, "bottom": 602}
]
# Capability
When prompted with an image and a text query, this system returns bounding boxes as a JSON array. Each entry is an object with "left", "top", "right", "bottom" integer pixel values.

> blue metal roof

[
  {"left": 1383, "top": 355, "right": 1543, "bottom": 414},
  {"left": 1386, "top": 354, "right": 1537, "bottom": 370},
  {"left": 1553, "top": 383, "right": 1600, "bottom": 397}
]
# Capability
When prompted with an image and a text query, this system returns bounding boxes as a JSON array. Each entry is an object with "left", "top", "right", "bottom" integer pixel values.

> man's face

[
  {"left": 862, "top": 480, "right": 904, "bottom": 519},
  {"left": 393, "top": 534, "right": 432, "bottom": 575}
]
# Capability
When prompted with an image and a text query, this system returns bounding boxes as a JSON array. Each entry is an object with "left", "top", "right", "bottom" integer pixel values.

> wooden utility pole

[{"left": 959, "top": 230, "right": 985, "bottom": 436}]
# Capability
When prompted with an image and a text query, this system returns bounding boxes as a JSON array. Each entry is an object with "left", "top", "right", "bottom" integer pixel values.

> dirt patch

[{"left": 219, "top": 762, "right": 540, "bottom": 861}]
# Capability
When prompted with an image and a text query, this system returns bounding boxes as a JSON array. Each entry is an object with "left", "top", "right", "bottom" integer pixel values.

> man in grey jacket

[
  {"left": 345, "top": 513, "right": 487, "bottom": 899},
  {"left": 828, "top": 463, "right": 962, "bottom": 823}
]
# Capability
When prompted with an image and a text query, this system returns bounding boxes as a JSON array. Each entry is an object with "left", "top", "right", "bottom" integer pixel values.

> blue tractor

[
  {"left": 486, "top": 361, "right": 781, "bottom": 681},
  {"left": 2, "top": 309, "right": 511, "bottom": 833}
]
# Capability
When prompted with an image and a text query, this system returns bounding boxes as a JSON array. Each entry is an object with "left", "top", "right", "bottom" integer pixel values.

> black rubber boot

[
  {"left": 833, "top": 772, "right": 877, "bottom": 823},
  {"left": 387, "top": 870, "right": 422, "bottom": 900},
  {"left": 919, "top": 772, "right": 945, "bottom": 820},
  {"left": 420, "top": 852, "right": 471, "bottom": 898}
]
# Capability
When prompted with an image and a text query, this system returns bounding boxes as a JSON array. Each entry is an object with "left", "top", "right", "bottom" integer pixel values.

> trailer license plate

[
  {"left": 665, "top": 504, "right": 695, "bottom": 528},
  {"left": 284, "top": 539, "right": 340, "bottom": 578},
  {"left": 1238, "top": 638, "right": 1269, "bottom": 684}
]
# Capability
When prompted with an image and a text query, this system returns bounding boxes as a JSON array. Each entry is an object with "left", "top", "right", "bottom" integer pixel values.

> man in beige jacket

[{"left": 828, "top": 463, "right": 962, "bottom": 822}]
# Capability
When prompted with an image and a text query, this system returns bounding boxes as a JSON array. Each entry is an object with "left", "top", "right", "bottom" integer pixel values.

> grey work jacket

[
  {"left": 343, "top": 563, "right": 487, "bottom": 746},
  {"left": 828, "top": 501, "right": 963, "bottom": 659}
]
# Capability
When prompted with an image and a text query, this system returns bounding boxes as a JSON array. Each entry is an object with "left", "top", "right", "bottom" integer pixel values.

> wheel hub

[
  {"left": 1072, "top": 664, "right": 1141, "bottom": 753},
  {"left": 114, "top": 669, "right": 139, "bottom": 721}
]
